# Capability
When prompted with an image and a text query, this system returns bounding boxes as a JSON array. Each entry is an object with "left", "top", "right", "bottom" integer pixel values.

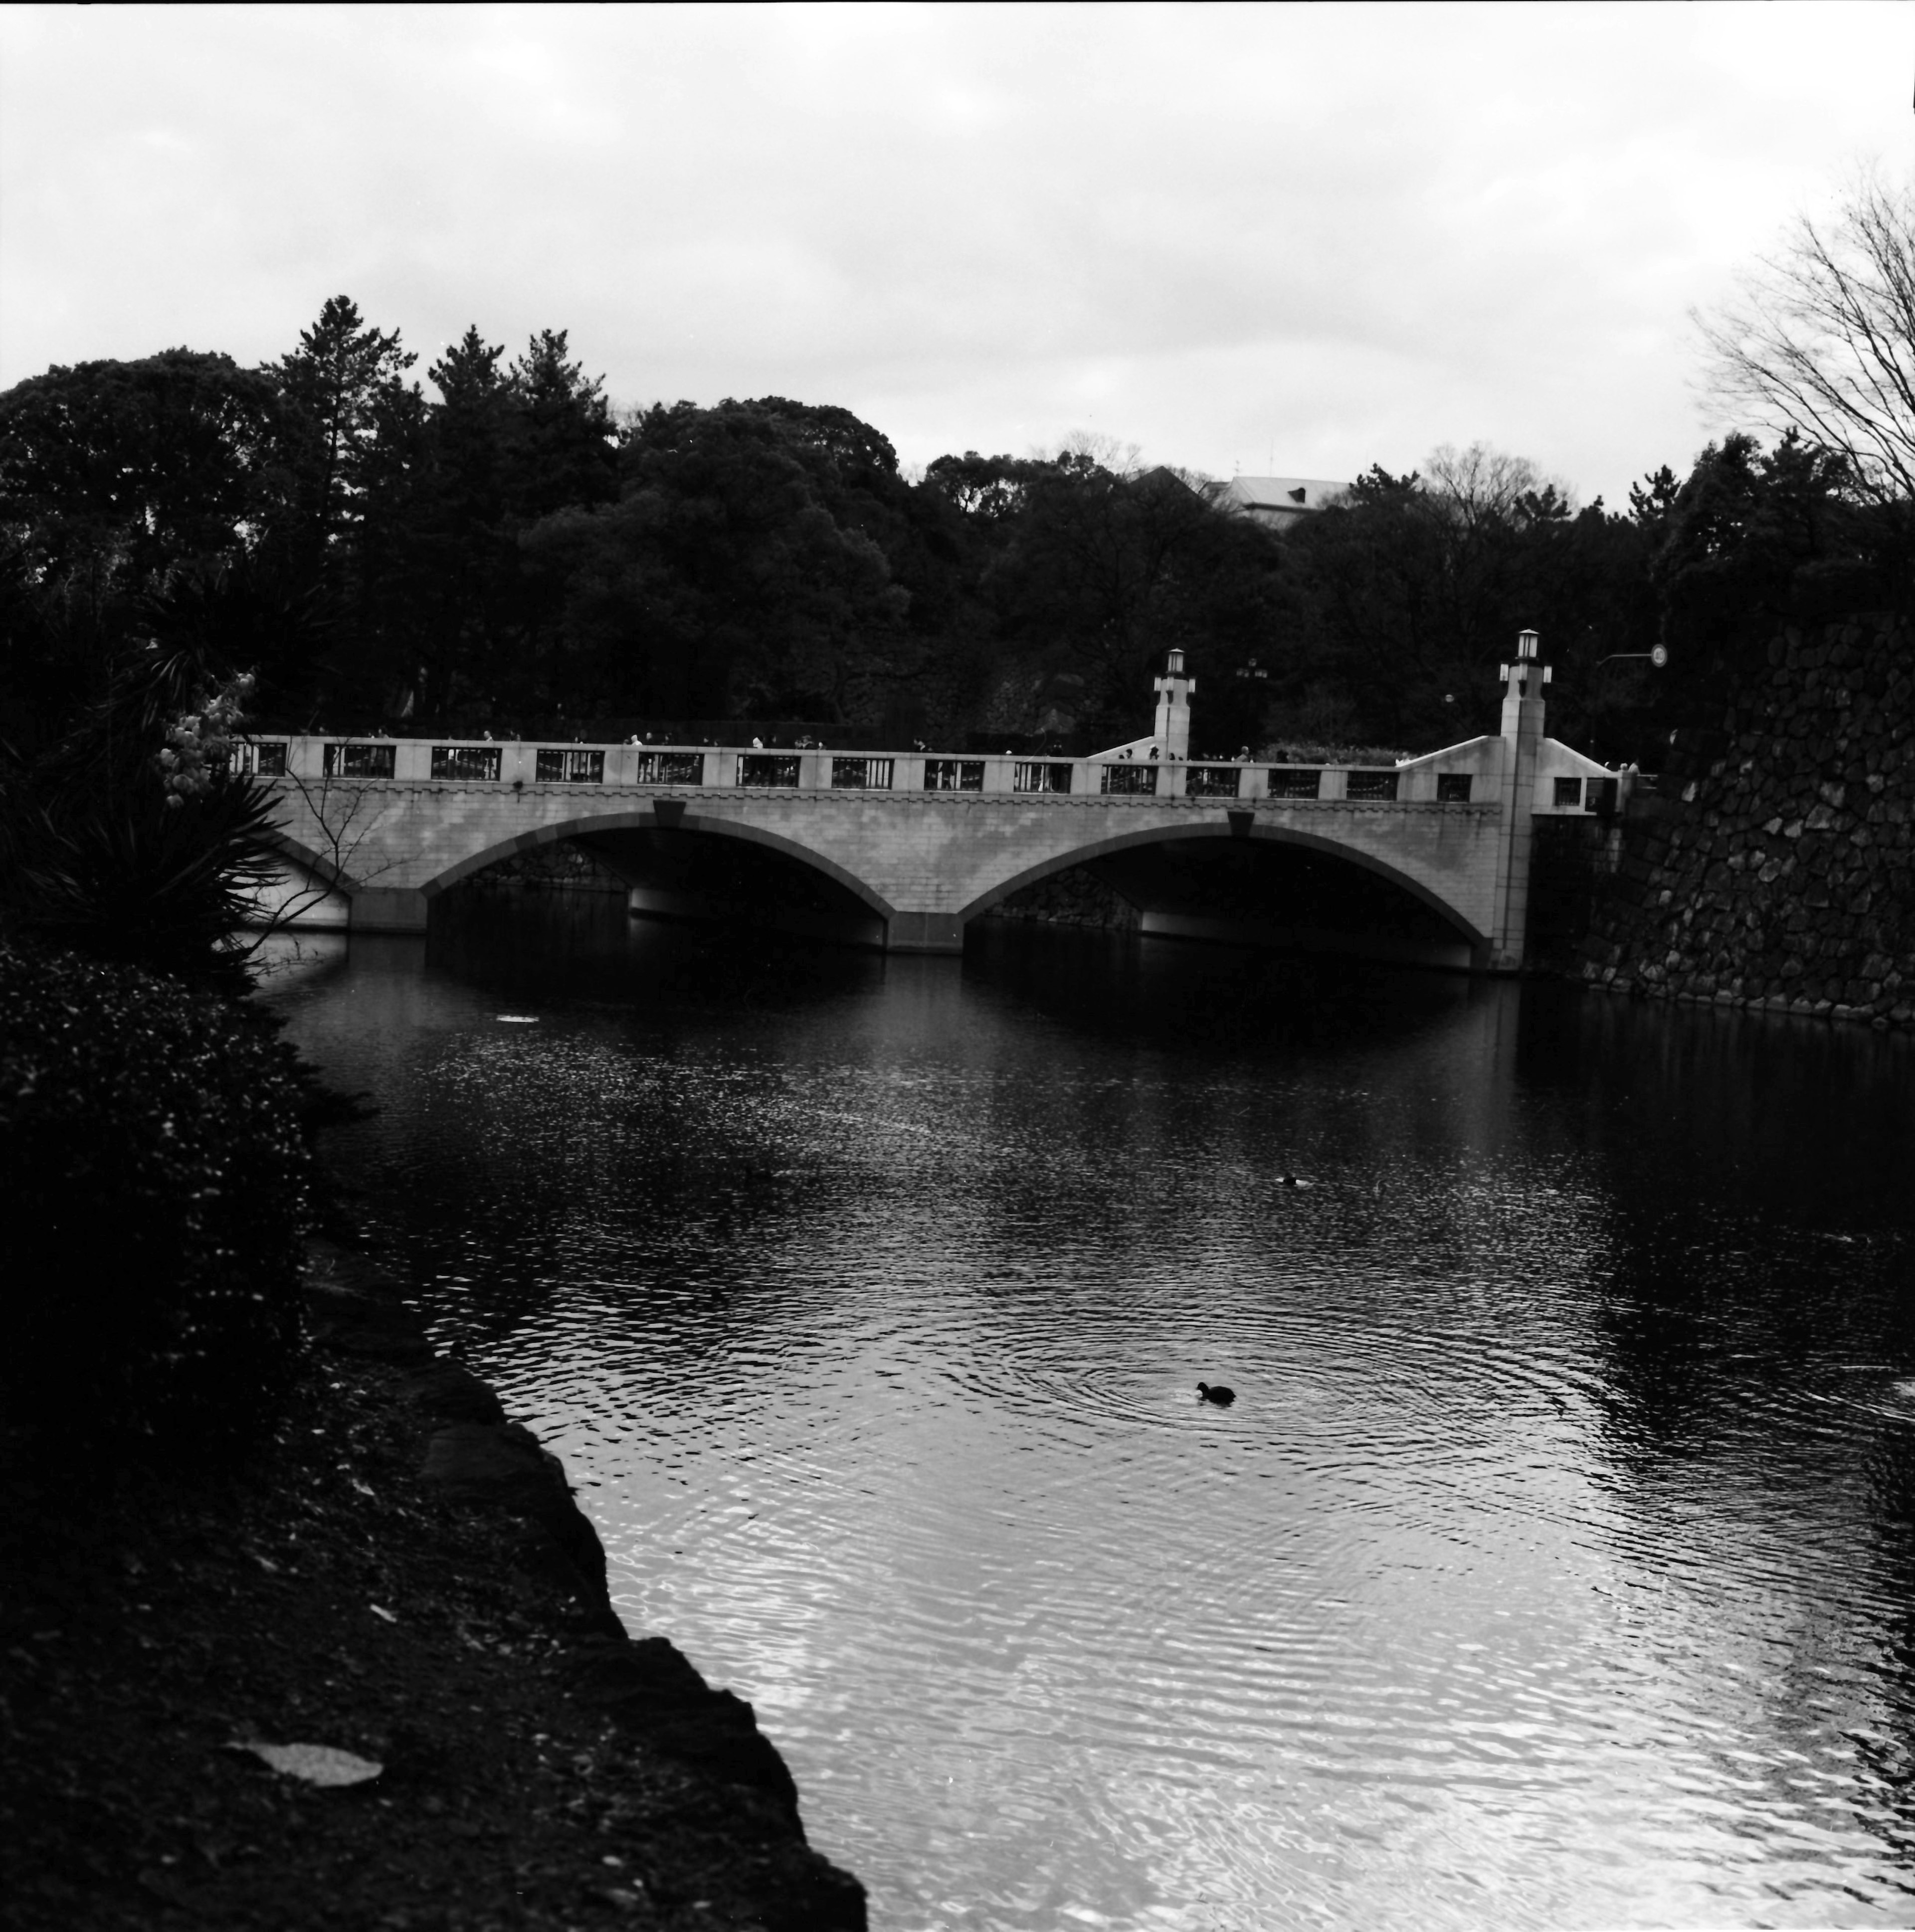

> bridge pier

[
  {"left": 1486, "top": 629, "right": 1549, "bottom": 974},
  {"left": 349, "top": 887, "right": 430, "bottom": 934},
  {"left": 884, "top": 910, "right": 966, "bottom": 955},
  {"left": 623, "top": 884, "right": 886, "bottom": 949}
]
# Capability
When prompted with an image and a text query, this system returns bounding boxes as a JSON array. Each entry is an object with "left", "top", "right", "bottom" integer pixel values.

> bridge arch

[
  {"left": 262, "top": 828, "right": 364, "bottom": 892},
  {"left": 261, "top": 828, "right": 380, "bottom": 903},
  {"left": 417, "top": 809, "right": 899, "bottom": 919},
  {"left": 958, "top": 820, "right": 1489, "bottom": 953}
]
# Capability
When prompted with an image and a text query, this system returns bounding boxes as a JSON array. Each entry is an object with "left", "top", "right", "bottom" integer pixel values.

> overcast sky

[{"left": 2, "top": 3, "right": 1910, "bottom": 507}]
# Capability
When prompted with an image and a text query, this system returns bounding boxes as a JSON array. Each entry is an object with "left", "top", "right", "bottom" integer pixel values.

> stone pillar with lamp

[{"left": 1489, "top": 628, "right": 1550, "bottom": 971}]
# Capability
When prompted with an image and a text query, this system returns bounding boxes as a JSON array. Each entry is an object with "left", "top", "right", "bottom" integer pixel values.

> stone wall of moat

[
  {"left": 1558, "top": 611, "right": 1915, "bottom": 1032},
  {"left": 984, "top": 864, "right": 1142, "bottom": 930}
]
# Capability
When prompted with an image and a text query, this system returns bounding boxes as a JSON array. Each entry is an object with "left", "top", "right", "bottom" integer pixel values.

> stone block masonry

[
  {"left": 1573, "top": 613, "right": 1915, "bottom": 1032},
  {"left": 985, "top": 863, "right": 1142, "bottom": 930}
]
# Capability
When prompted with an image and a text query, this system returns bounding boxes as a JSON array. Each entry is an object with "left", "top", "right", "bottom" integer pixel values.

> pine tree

[
  {"left": 506, "top": 329, "right": 617, "bottom": 522},
  {"left": 267, "top": 297, "right": 423, "bottom": 716},
  {"left": 409, "top": 327, "right": 515, "bottom": 722},
  {"left": 271, "top": 296, "right": 417, "bottom": 568}
]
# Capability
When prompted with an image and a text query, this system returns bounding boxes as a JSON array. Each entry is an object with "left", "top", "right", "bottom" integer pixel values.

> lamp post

[
  {"left": 1152, "top": 648, "right": 1194, "bottom": 761},
  {"left": 1498, "top": 627, "right": 1554, "bottom": 700}
]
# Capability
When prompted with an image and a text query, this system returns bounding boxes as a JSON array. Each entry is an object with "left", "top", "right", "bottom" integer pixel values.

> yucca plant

[{"left": 1, "top": 575, "right": 290, "bottom": 996}]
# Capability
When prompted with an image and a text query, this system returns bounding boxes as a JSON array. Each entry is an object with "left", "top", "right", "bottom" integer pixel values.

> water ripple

[{"left": 269, "top": 913, "right": 1915, "bottom": 1932}]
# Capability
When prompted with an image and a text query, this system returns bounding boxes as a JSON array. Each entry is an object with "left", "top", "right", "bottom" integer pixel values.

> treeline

[{"left": 5, "top": 294, "right": 1911, "bottom": 772}]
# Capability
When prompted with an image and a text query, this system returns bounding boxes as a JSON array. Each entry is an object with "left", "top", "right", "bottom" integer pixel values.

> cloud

[{"left": 1, "top": 2, "right": 1907, "bottom": 502}]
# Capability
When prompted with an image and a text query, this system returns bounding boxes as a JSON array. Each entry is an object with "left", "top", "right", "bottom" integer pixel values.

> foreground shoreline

[{"left": 0, "top": 1236, "right": 867, "bottom": 1932}]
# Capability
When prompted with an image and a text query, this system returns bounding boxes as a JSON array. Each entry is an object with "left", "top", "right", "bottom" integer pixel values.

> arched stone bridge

[{"left": 260, "top": 667, "right": 1620, "bottom": 971}]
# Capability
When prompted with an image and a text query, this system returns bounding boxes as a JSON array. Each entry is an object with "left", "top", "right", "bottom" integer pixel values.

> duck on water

[{"left": 1197, "top": 1383, "right": 1235, "bottom": 1406}]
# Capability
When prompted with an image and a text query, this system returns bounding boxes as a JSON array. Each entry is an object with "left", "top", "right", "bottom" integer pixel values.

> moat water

[{"left": 265, "top": 895, "right": 1915, "bottom": 1931}]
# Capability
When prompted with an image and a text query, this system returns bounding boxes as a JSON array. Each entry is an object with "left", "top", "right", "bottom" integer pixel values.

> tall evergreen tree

[
  {"left": 270, "top": 295, "right": 417, "bottom": 568},
  {"left": 400, "top": 327, "right": 517, "bottom": 722},
  {"left": 506, "top": 329, "right": 618, "bottom": 521},
  {"left": 267, "top": 297, "right": 424, "bottom": 717}
]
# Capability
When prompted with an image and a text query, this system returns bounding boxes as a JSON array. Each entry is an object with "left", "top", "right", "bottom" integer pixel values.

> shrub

[
  {"left": 0, "top": 943, "right": 315, "bottom": 1451},
  {"left": 1, "top": 644, "right": 286, "bottom": 999}
]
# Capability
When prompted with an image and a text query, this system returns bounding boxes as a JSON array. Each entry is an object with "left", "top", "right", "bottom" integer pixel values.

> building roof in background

[{"left": 1208, "top": 475, "right": 1352, "bottom": 522}]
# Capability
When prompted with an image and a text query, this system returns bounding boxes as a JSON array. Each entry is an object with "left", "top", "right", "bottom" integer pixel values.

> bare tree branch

[
  {"left": 230, "top": 741, "right": 410, "bottom": 960},
  {"left": 1696, "top": 170, "right": 1915, "bottom": 503}
]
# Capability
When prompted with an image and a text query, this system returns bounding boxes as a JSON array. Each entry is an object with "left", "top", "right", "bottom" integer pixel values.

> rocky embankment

[
  {"left": 0, "top": 1242, "right": 866, "bottom": 1932},
  {"left": 1569, "top": 613, "right": 1915, "bottom": 1030}
]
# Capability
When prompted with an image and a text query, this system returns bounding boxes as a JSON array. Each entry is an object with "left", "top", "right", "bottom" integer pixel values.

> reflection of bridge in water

[{"left": 262, "top": 636, "right": 1628, "bottom": 971}]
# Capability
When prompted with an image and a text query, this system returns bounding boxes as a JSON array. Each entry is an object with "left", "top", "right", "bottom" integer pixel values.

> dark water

[{"left": 264, "top": 897, "right": 1915, "bottom": 1931}]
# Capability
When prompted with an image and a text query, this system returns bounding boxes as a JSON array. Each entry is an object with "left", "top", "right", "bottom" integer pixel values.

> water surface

[{"left": 266, "top": 899, "right": 1915, "bottom": 1930}]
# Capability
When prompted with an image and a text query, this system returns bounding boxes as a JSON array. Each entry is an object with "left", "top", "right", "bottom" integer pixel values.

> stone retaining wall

[
  {"left": 449, "top": 840, "right": 628, "bottom": 892},
  {"left": 1571, "top": 612, "right": 1915, "bottom": 1031},
  {"left": 983, "top": 863, "right": 1141, "bottom": 930}
]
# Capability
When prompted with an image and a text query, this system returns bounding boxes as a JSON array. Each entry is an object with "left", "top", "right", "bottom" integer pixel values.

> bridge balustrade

[
  {"left": 323, "top": 741, "right": 396, "bottom": 779},
  {"left": 924, "top": 759, "right": 984, "bottom": 792},
  {"left": 234, "top": 740, "right": 288, "bottom": 775},
  {"left": 1345, "top": 770, "right": 1400, "bottom": 802},
  {"left": 433, "top": 745, "right": 503, "bottom": 782},
  {"left": 635, "top": 750, "right": 705, "bottom": 785},
  {"left": 536, "top": 748, "right": 604, "bottom": 783},
  {"left": 832, "top": 756, "right": 895, "bottom": 790},
  {"left": 270, "top": 736, "right": 1457, "bottom": 812},
  {"left": 1099, "top": 762, "right": 1156, "bottom": 795},
  {"left": 738, "top": 753, "right": 802, "bottom": 788},
  {"left": 1013, "top": 761, "right": 1073, "bottom": 794},
  {"left": 1185, "top": 764, "right": 1242, "bottom": 799}
]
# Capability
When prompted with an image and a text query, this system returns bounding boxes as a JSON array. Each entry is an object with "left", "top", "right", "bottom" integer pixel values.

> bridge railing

[{"left": 251, "top": 735, "right": 1492, "bottom": 805}]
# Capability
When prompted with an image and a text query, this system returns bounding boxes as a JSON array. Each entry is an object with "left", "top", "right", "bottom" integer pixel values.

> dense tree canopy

[
  {"left": 7, "top": 290, "right": 1908, "bottom": 778},
  {"left": 1647, "top": 429, "right": 1911, "bottom": 708},
  {"left": 0, "top": 348, "right": 297, "bottom": 585},
  {"left": 523, "top": 397, "right": 909, "bottom": 722},
  {"left": 0, "top": 349, "right": 304, "bottom": 748},
  {"left": 1277, "top": 447, "right": 1669, "bottom": 760}
]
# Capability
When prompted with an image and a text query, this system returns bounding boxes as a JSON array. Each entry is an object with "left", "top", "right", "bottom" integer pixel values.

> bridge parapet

[{"left": 249, "top": 734, "right": 1538, "bottom": 808}]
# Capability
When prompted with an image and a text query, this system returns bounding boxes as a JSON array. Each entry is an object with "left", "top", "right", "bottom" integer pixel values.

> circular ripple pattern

[{"left": 266, "top": 910, "right": 1915, "bottom": 1932}]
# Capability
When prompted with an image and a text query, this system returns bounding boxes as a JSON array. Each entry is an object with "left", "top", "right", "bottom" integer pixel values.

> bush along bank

[
  {"left": 0, "top": 943, "right": 866, "bottom": 1929},
  {"left": 0, "top": 942, "right": 318, "bottom": 1450},
  {"left": 1570, "top": 611, "right": 1915, "bottom": 1029}
]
